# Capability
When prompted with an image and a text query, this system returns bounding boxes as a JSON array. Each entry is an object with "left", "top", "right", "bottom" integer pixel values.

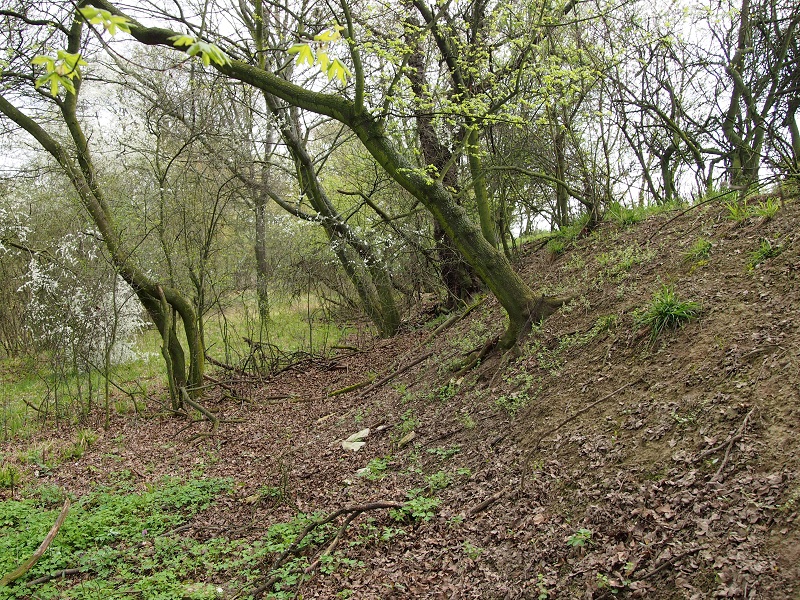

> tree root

[
  {"left": 454, "top": 335, "right": 500, "bottom": 375},
  {"left": 528, "top": 379, "right": 642, "bottom": 453}
]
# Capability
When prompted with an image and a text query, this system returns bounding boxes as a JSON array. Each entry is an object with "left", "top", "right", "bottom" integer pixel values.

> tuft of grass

[
  {"left": 748, "top": 238, "right": 783, "bottom": 270},
  {"left": 750, "top": 197, "right": 781, "bottom": 220},
  {"left": 723, "top": 197, "right": 751, "bottom": 222},
  {"left": 607, "top": 202, "right": 646, "bottom": 226},
  {"left": 685, "top": 238, "right": 713, "bottom": 262},
  {"left": 637, "top": 285, "right": 701, "bottom": 342}
]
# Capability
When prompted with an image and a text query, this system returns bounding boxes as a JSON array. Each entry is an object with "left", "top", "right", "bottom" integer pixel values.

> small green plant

[
  {"left": 459, "top": 412, "right": 476, "bottom": 429},
  {"left": 425, "top": 470, "right": 452, "bottom": 491},
  {"left": 685, "top": 238, "right": 713, "bottom": 261},
  {"left": 359, "top": 457, "right": 391, "bottom": 481},
  {"left": 0, "top": 463, "right": 22, "bottom": 492},
  {"left": 390, "top": 489, "right": 441, "bottom": 522},
  {"left": 636, "top": 285, "right": 701, "bottom": 342},
  {"left": 748, "top": 238, "right": 783, "bottom": 269},
  {"left": 437, "top": 380, "right": 457, "bottom": 402},
  {"left": 462, "top": 540, "right": 484, "bottom": 560},
  {"left": 24, "top": 482, "right": 66, "bottom": 507},
  {"left": 496, "top": 391, "right": 530, "bottom": 416},
  {"left": 546, "top": 238, "right": 566, "bottom": 255},
  {"left": 427, "top": 446, "right": 461, "bottom": 460},
  {"left": 398, "top": 410, "right": 418, "bottom": 434},
  {"left": 536, "top": 573, "right": 551, "bottom": 599},
  {"left": 566, "top": 528, "right": 594, "bottom": 548},
  {"left": 607, "top": 202, "right": 644, "bottom": 226},
  {"left": 723, "top": 196, "right": 751, "bottom": 222}
]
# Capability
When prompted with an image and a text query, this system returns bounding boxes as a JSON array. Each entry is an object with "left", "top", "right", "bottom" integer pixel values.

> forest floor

[{"left": 3, "top": 195, "right": 800, "bottom": 599}]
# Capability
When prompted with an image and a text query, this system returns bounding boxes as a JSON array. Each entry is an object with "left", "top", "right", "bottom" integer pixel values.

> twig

[
  {"left": 467, "top": 486, "right": 509, "bottom": 516},
  {"left": 1, "top": 499, "right": 70, "bottom": 586},
  {"left": 303, "top": 511, "right": 360, "bottom": 574},
  {"left": 530, "top": 379, "right": 642, "bottom": 451},
  {"left": 637, "top": 545, "right": 705, "bottom": 580},
  {"left": 251, "top": 501, "right": 403, "bottom": 598},
  {"left": 25, "top": 567, "right": 83, "bottom": 587},
  {"left": 711, "top": 408, "right": 754, "bottom": 483}
]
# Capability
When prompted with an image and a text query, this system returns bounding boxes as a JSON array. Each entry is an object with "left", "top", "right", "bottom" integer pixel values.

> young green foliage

[
  {"left": 168, "top": 35, "right": 230, "bottom": 66},
  {"left": 31, "top": 51, "right": 87, "bottom": 97},
  {"left": 287, "top": 27, "right": 353, "bottom": 85},
  {"left": 78, "top": 6, "right": 131, "bottom": 35}
]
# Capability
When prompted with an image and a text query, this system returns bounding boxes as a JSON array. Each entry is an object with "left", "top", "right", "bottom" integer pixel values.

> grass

[
  {"left": 636, "top": 285, "right": 701, "bottom": 342},
  {"left": 0, "top": 292, "right": 351, "bottom": 440},
  {"left": 685, "top": 238, "right": 713, "bottom": 262},
  {"left": 748, "top": 238, "right": 783, "bottom": 270}
]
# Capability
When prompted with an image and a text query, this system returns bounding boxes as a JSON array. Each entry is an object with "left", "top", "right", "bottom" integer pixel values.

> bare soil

[{"left": 3, "top": 197, "right": 800, "bottom": 599}]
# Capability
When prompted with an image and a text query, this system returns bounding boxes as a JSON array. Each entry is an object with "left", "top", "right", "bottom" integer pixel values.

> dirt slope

[{"left": 11, "top": 198, "right": 800, "bottom": 599}]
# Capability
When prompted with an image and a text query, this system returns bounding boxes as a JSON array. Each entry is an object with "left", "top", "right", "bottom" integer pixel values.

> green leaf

[
  {"left": 31, "top": 55, "right": 55, "bottom": 68},
  {"left": 327, "top": 58, "right": 352, "bottom": 85},
  {"left": 78, "top": 7, "right": 130, "bottom": 35},
  {"left": 316, "top": 50, "right": 330, "bottom": 72},
  {"left": 313, "top": 28, "right": 342, "bottom": 43},
  {"left": 169, "top": 36, "right": 229, "bottom": 66},
  {"left": 288, "top": 43, "right": 315, "bottom": 67},
  {"left": 168, "top": 34, "right": 197, "bottom": 48}
]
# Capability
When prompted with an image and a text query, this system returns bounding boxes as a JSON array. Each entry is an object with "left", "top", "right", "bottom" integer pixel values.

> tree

[
  {"left": 88, "top": 0, "right": 571, "bottom": 347},
  {"left": 0, "top": 5, "right": 204, "bottom": 403}
]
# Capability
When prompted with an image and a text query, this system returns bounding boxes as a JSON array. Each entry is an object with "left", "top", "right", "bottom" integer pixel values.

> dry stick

[
  {"left": 695, "top": 407, "right": 755, "bottom": 463},
  {"left": 25, "top": 567, "right": 83, "bottom": 587},
  {"left": 530, "top": 379, "right": 642, "bottom": 451},
  {"left": 303, "top": 510, "right": 361, "bottom": 575},
  {"left": 711, "top": 408, "right": 755, "bottom": 483},
  {"left": 356, "top": 350, "right": 435, "bottom": 398},
  {"left": 637, "top": 545, "right": 705, "bottom": 581},
  {"left": 1, "top": 499, "right": 70, "bottom": 587},
  {"left": 467, "top": 486, "right": 509, "bottom": 516},
  {"left": 326, "top": 378, "right": 374, "bottom": 397}
]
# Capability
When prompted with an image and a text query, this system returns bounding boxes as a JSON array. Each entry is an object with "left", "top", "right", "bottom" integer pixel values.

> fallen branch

[
  {"left": 637, "top": 545, "right": 705, "bottom": 581},
  {"left": 327, "top": 378, "right": 374, "bottom": 397},
  {"left": 456, "top": 334, "right": 499, "bottom": 375},
  {"left": 467, "top": 486, "right": 509, "bottom": 516},
  {"left": 303, "top": 510, "right": 360, "bottom": 575},
  {"left": 1, "top": 498, "right": 70, "bottom": 587},
  {"left": 179, "top": 387, "right": 218, "bottom": 425},
  {"left": 357, "top": 350, "right": 435, "bottom": 398},
  {"left": 251, "top": 501, "right": 403, "bottom": 598},
  {"left": 529, "top": 379, "right": 642, "bottom": 451},
  {"left": 25, "top": 567, "right": 83, "bottom": 587}
]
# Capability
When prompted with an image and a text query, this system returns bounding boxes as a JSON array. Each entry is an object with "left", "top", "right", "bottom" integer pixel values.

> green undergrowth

[
  {"left": 1, "top": 474, "right": 446, "bottom": 600},
  {"left": 0, "top": 477, "right": 230, "bottom": 599}
]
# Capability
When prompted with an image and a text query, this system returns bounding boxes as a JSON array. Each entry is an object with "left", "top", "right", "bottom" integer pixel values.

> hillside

[{"left": 3, "top": 196, "right": 800, "bottom": 599}]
